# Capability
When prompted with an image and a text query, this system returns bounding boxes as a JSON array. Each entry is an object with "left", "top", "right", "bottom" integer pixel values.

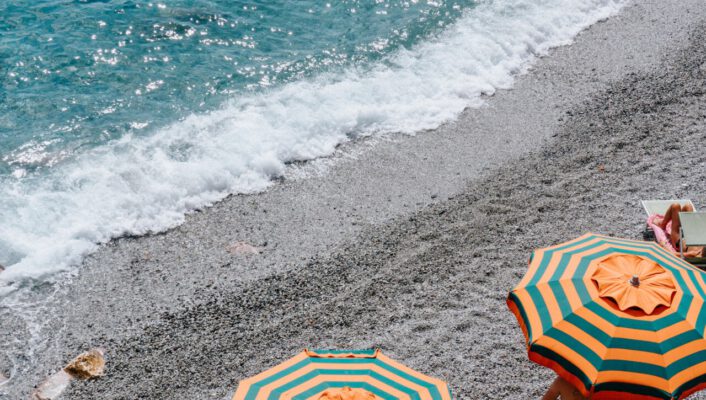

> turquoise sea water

[
  {"left": 1, "top": 0, "right": 627, "bottom": 392},
  {"left": 0, "top": 0, "right": 624, "bottom": 290},
  {"left": 1, "top": 0, "right": 469, "bottom": 176}
]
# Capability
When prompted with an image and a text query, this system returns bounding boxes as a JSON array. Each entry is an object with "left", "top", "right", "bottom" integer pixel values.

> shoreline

[
  {"left": 2, "top": 0, "right": 706, "bottom": 398},
  {"left": 0, "top": 0, "right": 622, "bottom": 287}
]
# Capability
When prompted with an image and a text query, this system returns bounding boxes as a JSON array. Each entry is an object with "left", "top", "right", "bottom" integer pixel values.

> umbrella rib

[{"left": 598, "top": 316, "right": 671, "bottom": 394}]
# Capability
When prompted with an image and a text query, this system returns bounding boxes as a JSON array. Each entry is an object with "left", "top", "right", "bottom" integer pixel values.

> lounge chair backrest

[
  {"left": 679, "top": 212, "right": 706, "bottom": 247},
  {"left": 641, "top": 199, "right": 695, "bottom": 217}
]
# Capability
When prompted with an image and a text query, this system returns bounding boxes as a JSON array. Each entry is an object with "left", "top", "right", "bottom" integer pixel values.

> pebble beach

[{"left": 2, "top": 0, "right": 706, "bottom": 398}]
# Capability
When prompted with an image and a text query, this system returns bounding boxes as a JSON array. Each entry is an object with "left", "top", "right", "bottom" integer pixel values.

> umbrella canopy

[
  {"left": 232, "top": 349, "right": 452, "bottom": 400},
  {"left": 508, "top": 233, "right": 706, "bottom": 399}
]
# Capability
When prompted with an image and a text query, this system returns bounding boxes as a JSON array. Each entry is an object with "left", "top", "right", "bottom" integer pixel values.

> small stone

[
  {"left": 226, "top": 241, "right": 262, "bottom": 255},
  {"left": 64, "top": 348, "right": 105, "bottom": 379},
  {"left": 32, "top": 348, "right": 107, "bottom": 400}
]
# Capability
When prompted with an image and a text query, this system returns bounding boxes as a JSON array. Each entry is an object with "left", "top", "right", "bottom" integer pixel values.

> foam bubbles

[{"left": 0, "top": 0, "right": 624, "bottom": 292}]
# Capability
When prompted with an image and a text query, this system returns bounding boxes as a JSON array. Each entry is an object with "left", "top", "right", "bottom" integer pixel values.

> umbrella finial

[{"left": 629, "top": 275, "right": 640, "bottom": 287}]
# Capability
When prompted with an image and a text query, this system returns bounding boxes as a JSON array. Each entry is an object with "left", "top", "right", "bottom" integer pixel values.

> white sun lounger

[
  {"left": 679, "top": 212, "right": 706, "bottom": 264},
  {"left": 641, "top": 199, "right": 695, "bottom": 217}
]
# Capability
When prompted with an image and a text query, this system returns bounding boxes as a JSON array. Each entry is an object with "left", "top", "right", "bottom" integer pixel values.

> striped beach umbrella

[
  {"left": 232, "top": 349, "right": 452, "bottom": 400},
  {"left": 507, "top": 233, "right": 706, "bottom": 399}
]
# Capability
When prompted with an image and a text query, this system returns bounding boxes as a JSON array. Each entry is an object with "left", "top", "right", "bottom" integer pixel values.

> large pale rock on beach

[
  {"left": 32, "top": 371, "right": 72, "bottom": 400},
  {"left": 32, "top": 349, "right": 105, "bottom": 400}
]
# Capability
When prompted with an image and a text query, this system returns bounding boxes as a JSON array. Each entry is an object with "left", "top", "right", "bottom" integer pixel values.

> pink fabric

[{"left": 647, "top": 214, "right": 676, "bottom": 253}]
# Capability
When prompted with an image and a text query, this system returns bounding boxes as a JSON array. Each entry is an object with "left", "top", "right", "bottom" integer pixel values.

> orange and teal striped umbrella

[
  {"left": 232, "top": 349, "right": 451, "bottom": 400},
  {"left": 508, "top": 233, "right": 706, "bottom": 400}
]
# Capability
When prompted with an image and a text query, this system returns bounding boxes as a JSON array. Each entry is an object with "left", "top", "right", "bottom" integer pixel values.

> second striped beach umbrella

[
  {"left": 508, "top": 233, "right": 706, "bottom": 399},
  {"left": 232, "top": 349, "right": 451, "bottom": 400}
]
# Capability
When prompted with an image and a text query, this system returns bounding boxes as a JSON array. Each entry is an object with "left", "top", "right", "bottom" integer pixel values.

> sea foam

[{"left": 0, "top": 0, "right": 624, "bottom": 293}]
